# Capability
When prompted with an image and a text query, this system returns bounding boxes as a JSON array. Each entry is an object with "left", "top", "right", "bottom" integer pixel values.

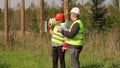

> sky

[{"left": 0, "top": 0, "right": 112, "bottom": 9}]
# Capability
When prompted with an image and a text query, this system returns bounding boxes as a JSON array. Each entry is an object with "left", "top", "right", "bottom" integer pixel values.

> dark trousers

[
  {"left": 69, "top": 46, "right": 83, "bottom": 68},
  {"left": 52, "top": 46, "right": 66, "bottom": 68}
]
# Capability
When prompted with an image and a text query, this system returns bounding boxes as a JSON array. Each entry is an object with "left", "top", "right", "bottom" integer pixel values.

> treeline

[{"left": 0, "top": 0, "right": 120, "bottom": 32}]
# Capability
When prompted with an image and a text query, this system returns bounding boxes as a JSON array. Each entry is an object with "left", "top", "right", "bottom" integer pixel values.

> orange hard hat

[{"left": 55, "top": 13, "right": 65, "bottom": 20}]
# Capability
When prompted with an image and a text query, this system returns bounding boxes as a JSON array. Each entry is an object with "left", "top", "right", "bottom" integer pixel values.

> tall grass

[
  {"left": 82, "top": 27, "right": 120, "bottom": 68},
  {"left": 0, "top": 27, "right": 120, "bottom": 68}
]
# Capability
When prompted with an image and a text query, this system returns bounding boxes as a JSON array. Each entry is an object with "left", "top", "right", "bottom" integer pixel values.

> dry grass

[
  {"left": 0, "top": 27, "right": 120, "bottom": 59},
  {"left": 83, "top": 27, "right": 120, "bottom": 60},
  {"left": 0, "top": 28, "right": 120, "bottom": 68}
]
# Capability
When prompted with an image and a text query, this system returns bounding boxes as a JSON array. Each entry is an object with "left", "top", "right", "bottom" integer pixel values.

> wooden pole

[
  {"left": 21, "top": 0, "right": 25, "bottom": 39},
  {"left": 64, "top": 0, "right": 68, "bottom": 21},
  {"left": 40, "top": 0, "right": 43, "bottom": 40},
  {"left": 4, "top": 0, "right": 9, "bottom": 48}
]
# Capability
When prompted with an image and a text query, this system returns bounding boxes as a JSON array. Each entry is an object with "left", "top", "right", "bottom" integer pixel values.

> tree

[
  {"left": 91, "top": 0, "right": 106, "bottom": 30},
  {"left": 8, "top": 8, "right": 14, "bottom": 30},
  {"left": 0, "top": 9, "right": 4, "bottom": 31},
  {"left": 112, "top": 0, "right": 119, "bottom": 7},
  {"left": 0, "top": 9, "right": 2, "bottom": 14},
  {"left": 30, "top": 9, "right": 39, "bottom": 33},
  {"left": 105, "top": 0, "right": 120, "bottom": 29},
  {"left": 112, "top": 0, "right": 120, "bottom": 12}
]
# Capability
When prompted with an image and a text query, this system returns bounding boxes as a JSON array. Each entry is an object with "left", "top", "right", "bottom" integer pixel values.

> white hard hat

[{"left": 70, "top": 7, "right": 80, "bottom": 15}]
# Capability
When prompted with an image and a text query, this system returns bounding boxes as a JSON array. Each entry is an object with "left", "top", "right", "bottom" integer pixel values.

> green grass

[
  {"left": 0, "top": 50, "right": 52, "bottom": 68},
  {"left": 0, "top": 49, "right": 120, "bottom": 68},
  {"left": 80, "top": 48, "right": 120, "bottom": 68},
  {"left": 0, "top": 29, "right": 120, "bottom": 68}
]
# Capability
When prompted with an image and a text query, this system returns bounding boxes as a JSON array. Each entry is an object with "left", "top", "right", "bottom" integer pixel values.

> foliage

[
  {"left": 0, "top": 0, "right": 119, "bottom": 32},
  {"left": 0, "top": 8, "right": 4, "bottom": 31},
  {"left": 0, "top": 20, "right": 4, "bottom": 31},
  {"left": 30, "top": 9, "right": 39, "bottom": 33},
  {"left": 0, "top": 8, "right": 2, "bottom": 14},
  {"left": 91, "top": 0, "right": 106, "bottom": 31},
  {"left": 112, "top": 0, "right": 119, "bottom": 8},
  {"left": 8, "top": 8, "right": 15, "bottom": 30},
  {"left": 104, "top": 5, "right": 120, "bottom": 30}
]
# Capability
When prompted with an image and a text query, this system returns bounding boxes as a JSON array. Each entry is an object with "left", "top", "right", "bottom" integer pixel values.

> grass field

[
  {"left": 0, "top": 28, "right": 120, "bottom": 68},
  {"left": 0, "top": 50, "right": 52, "bottom": 68},
  {"left": 0, "top": 48, "right": 120, "bottom": 68}
]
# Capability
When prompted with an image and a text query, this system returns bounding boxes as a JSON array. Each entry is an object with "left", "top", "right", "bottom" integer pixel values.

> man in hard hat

[
  {"left": 58, "top": 7, "right": 84, "bottom": 68},
  {"left": 48, "top": 13, "right": 66, "bottom": 68}
]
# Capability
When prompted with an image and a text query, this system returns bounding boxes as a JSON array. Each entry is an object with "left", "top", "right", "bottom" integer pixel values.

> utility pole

[
  {"left": 40, "top": 0, "right": 43, "bottom": 40},
  {"left": 64, "top": 0, "right": 68, "bottom": 21},
  {"left": 4, "top": 0, "right": 9, "bottom": 48},
  {"left": 21, "top": 0, "right": 25, "bottom": 39}
]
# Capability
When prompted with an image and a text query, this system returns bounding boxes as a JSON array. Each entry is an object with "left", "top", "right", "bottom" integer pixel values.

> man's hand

[
  {"left": 48, "top": 25, "right": 53, "bottom": 29},
  {"left": 64, "top": 29, "right": 69, "bottom": 31},
  {"left": 57, "top": 26, "right": 62, "bottom": 32},
  {"left": 48, "top": 21, "right": 53, "bottom": 30},
  {"left": 62, "top": 42, "right": 68, "bottom": 52}
]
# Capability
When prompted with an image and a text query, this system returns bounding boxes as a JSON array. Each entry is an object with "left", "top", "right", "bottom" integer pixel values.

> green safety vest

[
  {"left": 52, "top": 23, "right": 65, "bottom": 45},
  {"left": 66, "top": 20, "right": 84, "bottom": 46}
]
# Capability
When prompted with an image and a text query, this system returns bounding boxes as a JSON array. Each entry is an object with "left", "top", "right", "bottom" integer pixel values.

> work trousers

[
  {"left": 69, "top": 46, "right": 82, "bottom": 68},
  {"left": 52, "top": 46, "right": 66, "bottom": 68}
]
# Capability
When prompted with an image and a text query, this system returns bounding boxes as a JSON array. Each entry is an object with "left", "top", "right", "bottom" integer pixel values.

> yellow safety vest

[
  {"left": 52, "top": 23, "right": 65, "bottom": 45},
  {"left": 66, "top": 20, "right": 84, "bottom": 46}
]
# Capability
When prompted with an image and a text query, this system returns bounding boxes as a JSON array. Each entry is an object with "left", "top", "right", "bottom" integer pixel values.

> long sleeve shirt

[
  {"left": 61, "top": 22, "right": 83, "bottom": 48},
  {"left": 62, "top": 23, "right": 80, "bottom": 38}
]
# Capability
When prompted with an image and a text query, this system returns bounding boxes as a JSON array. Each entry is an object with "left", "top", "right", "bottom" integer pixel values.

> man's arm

[
  {"left": 61, "top": 23, "right": 80, "bottom": 38},
  {"left": 49, "top": 29, "right": 53, "bottom": 35}
]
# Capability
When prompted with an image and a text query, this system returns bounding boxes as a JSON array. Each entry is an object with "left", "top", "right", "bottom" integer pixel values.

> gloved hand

[
  {"left": 48, "top": 25, "right": 53, "bottom": 30},
  {"left": 48, "top": 18, "right": 56, "bottom": 30},
  {"left": 62, "top": 42, "right": 68, "bottom": 52}
]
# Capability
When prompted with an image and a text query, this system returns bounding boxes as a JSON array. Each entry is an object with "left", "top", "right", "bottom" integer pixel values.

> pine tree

[{"left": 91, "top": 0, "right": 106, "bottom": 30}]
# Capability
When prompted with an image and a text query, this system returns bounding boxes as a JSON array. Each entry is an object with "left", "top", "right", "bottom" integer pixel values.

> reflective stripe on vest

[
  {"left": 52, "top": 23, "right": 65, "bottom": 45},
  {"left": 66, "top": 20, "right": 84, "bottom": 46}
]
